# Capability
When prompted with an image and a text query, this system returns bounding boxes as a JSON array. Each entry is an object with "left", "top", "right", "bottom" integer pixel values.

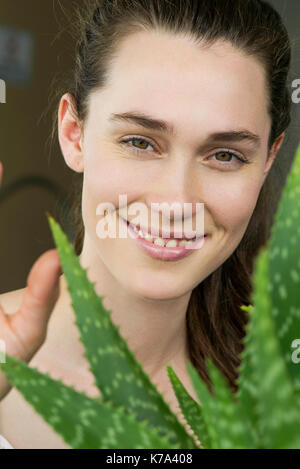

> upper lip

[{"left": 123, "top": 218, "right": 205, "bottom": 240}]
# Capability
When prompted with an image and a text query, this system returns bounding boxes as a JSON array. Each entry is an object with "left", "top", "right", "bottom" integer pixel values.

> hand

[{"left": 0, "top": 161, "right": 62, "bottom": 401}]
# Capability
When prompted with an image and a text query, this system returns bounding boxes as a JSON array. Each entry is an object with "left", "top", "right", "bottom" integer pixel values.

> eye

[
  {"left": 120, "top": 136, "right": 156, "bottom": 155},
  {"left": 210, "top": 150, "right": 250, "bottom": 168},
  {"left": 119, "top": 138, "right": 251, "bottom": 168}
]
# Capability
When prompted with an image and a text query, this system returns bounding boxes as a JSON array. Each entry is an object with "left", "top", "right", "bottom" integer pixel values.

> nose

[{"left": 144, "top": 157, "right": 203, "bottom": 232}]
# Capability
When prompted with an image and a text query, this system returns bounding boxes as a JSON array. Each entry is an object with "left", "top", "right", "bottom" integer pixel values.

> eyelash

[{"left": 120, "top": 136, "right": 250, "bottom": 167}]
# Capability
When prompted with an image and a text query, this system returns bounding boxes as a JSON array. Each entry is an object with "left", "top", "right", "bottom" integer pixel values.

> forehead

[{"left": 90, "top": 31, "right": 270, "bottom": 136}]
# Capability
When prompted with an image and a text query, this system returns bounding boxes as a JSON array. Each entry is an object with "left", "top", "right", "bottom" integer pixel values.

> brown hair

[{"left": 51, "top": 0, "right": 292, "bottom": 393}]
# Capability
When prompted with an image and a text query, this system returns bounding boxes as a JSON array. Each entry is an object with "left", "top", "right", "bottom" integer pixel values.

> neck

[{"left": 75, "top": 237, "right": 192, "bottom": 382}]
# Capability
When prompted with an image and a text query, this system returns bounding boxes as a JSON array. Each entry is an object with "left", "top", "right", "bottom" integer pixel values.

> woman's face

[{"left": 59, "top": 31, "right": 284, "bottom": 300}]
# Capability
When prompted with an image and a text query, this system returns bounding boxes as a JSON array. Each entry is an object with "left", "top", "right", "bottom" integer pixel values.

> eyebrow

[{"left": 109, "top": 111, "right": 261, "bottom": 150}]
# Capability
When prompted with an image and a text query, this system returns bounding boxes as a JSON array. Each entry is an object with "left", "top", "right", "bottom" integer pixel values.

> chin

[{"left": 123, "top": 271, "right": 192, "bottom": 301}]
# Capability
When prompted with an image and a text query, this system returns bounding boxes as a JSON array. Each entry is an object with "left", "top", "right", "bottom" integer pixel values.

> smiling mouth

[{"left": 125, "top": 219, "right": 206, "bottom": 248}]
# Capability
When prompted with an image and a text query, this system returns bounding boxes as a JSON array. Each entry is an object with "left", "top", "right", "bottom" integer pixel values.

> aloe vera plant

[{"left": 1, "top": 143, "right": 300, "bottom": 449}]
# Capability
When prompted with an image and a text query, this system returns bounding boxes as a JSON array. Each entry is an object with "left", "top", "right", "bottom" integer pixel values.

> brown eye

[
  {"left": 131, "top": 138, "right": 150, "bottom": 150},
  {"left": 214, "top": 151, "right": 236, "bottom": 162},
  {"left": 209, "top": 150, "right": 250, "bottom": 169},
  {"left": 120, "top": 137, "right": 156, "bottom": 155}
]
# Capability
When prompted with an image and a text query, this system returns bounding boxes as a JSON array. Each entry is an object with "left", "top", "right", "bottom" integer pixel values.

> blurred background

[
  {"left": 0, "top": 0, "right": 299, "bottom": 293},
  {"left": 0, "top": 0, "right": 77, "bottom": 292}
]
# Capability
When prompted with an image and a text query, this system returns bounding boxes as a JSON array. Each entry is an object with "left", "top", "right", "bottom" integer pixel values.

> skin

[
  {"left": 0, "top": 30, "right": 285, "bottom": 448},
  {"left": 58, "top": 31, "right": 284, "bottom": 384}
]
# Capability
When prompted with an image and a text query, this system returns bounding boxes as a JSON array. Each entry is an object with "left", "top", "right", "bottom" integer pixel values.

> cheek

[
  {"left": 81, "top": 151, "right": 146, "bottom": 235},
  {"left": 208, "top": 175, "right": 263, "bottom": 235},
  {"left": 83, "top": 152, "right": 124, "bottom": 206}
]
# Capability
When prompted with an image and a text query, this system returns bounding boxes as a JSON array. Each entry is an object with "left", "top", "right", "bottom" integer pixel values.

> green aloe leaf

[
  {"left": 47, "top": 215, "right": 197, "bottom": 449},
  {"left": 238, "top": 249, "right": 300, "bottom": 448},
  {"left": 186, "top": 361, "right": 219, "bottom": 448},
  {"left": 267, "top": 143, "right": 300, "bottom": 397},
  {"left": 0, "top": 354, "right": 177, "bottom": 449},
  {"left": 166, "top": 364, "right": 210, "bottom": 449},
  {"left": 186, "top": 359, "right": 254, "bottom": 449},
  {"left": 236, "top": 304, "right": 261, "bottom": 448}
]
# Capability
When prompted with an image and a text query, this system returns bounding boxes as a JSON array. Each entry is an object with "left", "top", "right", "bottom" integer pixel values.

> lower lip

[{"left": 120, "top": 217, "right": 207, "bottom": 261}]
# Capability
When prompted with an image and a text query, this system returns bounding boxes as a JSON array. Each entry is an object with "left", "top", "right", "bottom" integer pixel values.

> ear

[
  {"left": 262, "top": 131, "right": 285, "bottom": 184},
  {"left": 58, "top": 93, "right": 84, "bottom": 173}
]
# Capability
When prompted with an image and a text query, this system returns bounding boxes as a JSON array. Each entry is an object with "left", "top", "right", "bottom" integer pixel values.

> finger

[
  {"left": 9, "top": 249, "right": 62, "bottom": 359},
  {"left": 0, "top": 162, "right": 3, "bottom": 185}
]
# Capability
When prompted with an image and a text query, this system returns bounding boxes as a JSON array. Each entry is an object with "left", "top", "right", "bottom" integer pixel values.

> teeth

[
  {"left": 154, "top": 237, "right": 165, "bottom": 247},
  {"left": 179, "top": 240, "right": 189, "bottom": 246},
  {"left": 130, "top": 223, "right": 197, "bottom": 247},
  {"left": 165, "top": 239, "right": 178, "bottom": 248},
  {"left": 144, "top": 233, "right": 153, "bottom": 242}
]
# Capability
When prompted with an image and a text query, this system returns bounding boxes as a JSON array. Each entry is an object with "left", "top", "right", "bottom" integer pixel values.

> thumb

[{"left": 9, "top": 249, "right": 62, "bottom": 360}]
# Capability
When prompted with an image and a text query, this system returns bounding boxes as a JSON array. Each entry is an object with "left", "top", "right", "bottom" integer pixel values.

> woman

[{"left": 0, "top": 0, "right": 292, "bottom": 449}]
